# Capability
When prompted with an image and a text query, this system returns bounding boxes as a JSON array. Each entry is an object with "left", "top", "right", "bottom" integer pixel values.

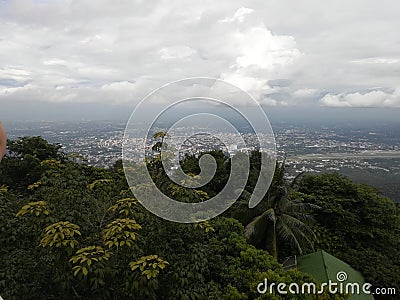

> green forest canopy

[{"left": 0, "top": 136, "right": 398, "bottom": 299}]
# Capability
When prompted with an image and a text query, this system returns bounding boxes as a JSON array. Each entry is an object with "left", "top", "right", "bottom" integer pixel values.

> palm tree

[{"left": 242, "top": 160, "right": 319, "bottom": 259}]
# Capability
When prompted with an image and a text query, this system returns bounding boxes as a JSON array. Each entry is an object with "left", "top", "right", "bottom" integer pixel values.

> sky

[{"left": 1, "top": 0, "right": 400, "bottom": 121}]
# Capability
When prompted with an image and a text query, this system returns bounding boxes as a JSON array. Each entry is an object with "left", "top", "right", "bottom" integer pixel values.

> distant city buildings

[{"left": 5, "top": 120, "right": 400, "bottom": 201}]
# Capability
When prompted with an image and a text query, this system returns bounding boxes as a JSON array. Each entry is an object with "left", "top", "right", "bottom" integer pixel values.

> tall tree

[
  {"left": 242, "top": 161, "right": 319, "bottom": 259},
  {"left": 0, "top": 136, "right": 64, "bottom": 193}
]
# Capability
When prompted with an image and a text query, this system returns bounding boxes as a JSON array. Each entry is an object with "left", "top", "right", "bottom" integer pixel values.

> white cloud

[
  {"left": 218, "top": 7, "right": 254, "bottom": 23},
  {"left": 351, "top": 57, "right": 400, "bottom": 65},
  {"left": 320, "top": 89, "right": 400, "bottom": 108},
  {"left": 259, "top": 96, "right": 288, "bottom": 106},
  {"left": 101, "top": 81, "right": 136, "bottom": 92},
  {"left": 43, "top": 59, "right": 69, "bottom": 66},
  {"left": 158, "top": 46, "right": 197, "bottom": 60},
  {"left": 0, "top": 1, "right": 303, "bottom": 107},
  {"left": 220, "top": 71, "right": 270, "bottom": 98},
  {"left": 292, "top": 88, "right": 317, "bottom": 98},
  {"left": 0, "top": 83, "right": 78, "bottom": 103},
  {"left": 0, "top": 0, "right": 400, "bottom": 112},
  {"left": 0, "top": 67, "right": 31, "bottom": 82},
  {"left": 218, "top": 12, "right": 302, "bottom": 102},
  {"left": 233, "top": 26, "right": 301, "bottom": 70}
]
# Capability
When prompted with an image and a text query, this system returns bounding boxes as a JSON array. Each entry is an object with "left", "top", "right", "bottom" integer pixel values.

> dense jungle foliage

[{"left": 0, "top": 136, "right": 398, "bottom": 299}]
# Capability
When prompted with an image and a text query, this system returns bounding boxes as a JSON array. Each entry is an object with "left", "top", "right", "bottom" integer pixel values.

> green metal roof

[{"left": 297, "top": 250, "right": 374, "bottom": 300}]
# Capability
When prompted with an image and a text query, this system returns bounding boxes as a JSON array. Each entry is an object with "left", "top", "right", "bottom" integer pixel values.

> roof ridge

[{"left": 319, "top": 250, "right": 329, "bottom": 281}]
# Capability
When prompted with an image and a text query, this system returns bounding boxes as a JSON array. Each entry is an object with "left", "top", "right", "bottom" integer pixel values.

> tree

[
  {"left": 179, "top": 150, "right": 230, "bottom": 197},
  {"left": 241, "top": 161, "right": 319, "bottom": 259},
  {"left": 298, "top": 173, "right": 400, "bottom": 299},
  {"left": 7, "top": 136, "right": 63, "bottom": 161},
  {"left": 151, "top": 131, "right": 168, "bottom": 153},
  {"left": 0, "top": 136, "right": 64, "bottom": 193},
  {"left": 0, "top": 137, "right": 349, "bottom": 299}
]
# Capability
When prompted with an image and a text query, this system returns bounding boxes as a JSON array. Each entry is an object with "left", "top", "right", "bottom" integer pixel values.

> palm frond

[
  {"left": 276, "top": 221, "right": 302, "bottom": 254},
  {"left": 245, "top": 215, "right": 264, "bottom": 239},
  {"left": 276, "top": 214, "right": 316, "bottom": 255},
  {"left": 244, "top": 208, "right": 275, "bottom": 239},
  {"left": 238, "top": 189, "right": 252, "bottom": 202},
  {"left": 288, "top": 201, "right": 321, "bottom": 212},
  {"left": 290, "top": 171, "right": 305, "bottom": 188},
  {"left": 287, "top": 211, "right": 315, "bottom": 223},
  {"left": 280, "top": 214, "right": 317, "bottom": 243},
  {"left": 242, "top": 156, "right": 318, "bottom": 257}
]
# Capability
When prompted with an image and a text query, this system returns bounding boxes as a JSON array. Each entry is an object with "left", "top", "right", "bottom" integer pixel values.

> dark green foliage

[
  {"left": 0, "top": 136, "right": 393, "bottom": 299},
  {"left": 298, "top": 173, "right": 400, "bottom": 299},
  {"left": 227, "top": 160, "right": 319, "bottom": 260},
  {"left": 7, "top": 136, "right": 62, "bottom": 160},
  {"left": 0, "top": 183, "right": 327, "bottom": 299},
  {"left": 0, "top": 137, "right": 332, "bottom": 299},
  {"left": 172, "top": 150, "right": 230, "bottom": 198},
  {"left": 0, "top": 136, "right": 63, "bottom": 193}
]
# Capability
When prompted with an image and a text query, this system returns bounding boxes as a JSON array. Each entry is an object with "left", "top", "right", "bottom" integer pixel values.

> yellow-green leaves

[
  {"left": 40, "top": 159, "right": 63, "bottom": 168},
  {"left": 108, "top": 198, "right": 138, "bottom": 216},
  {"left": 16, "top": 201, "right": 51, "bottom": 217},
  {"left": 87, "top": 179, "right": 113, "bottom": 190},
  {"left": 27, "top": 180, "right": 42, "bottom": 190},
  {"left": 70, "top": 246, "right": 112, "bottom": 277},
  {"left": 194, "top": 190, "right": 209, "bottom": 202},
  {"left": 40, "top": 221, "right": 81, "bottom": 248},
  {"left": 129, "top": 255, "right": 169, "bottom": 279},
  {"left": 194, "top": 221, "right": 215, "bottom": 233},
  {"left": 102, "top": 218, "right": 142, "bottom": 248},
  {"left": 152, "top": 131, "right": 168, "bottom": 141},
  {"left": 0, "top": 184, "right": 8, "bottom": 193}
]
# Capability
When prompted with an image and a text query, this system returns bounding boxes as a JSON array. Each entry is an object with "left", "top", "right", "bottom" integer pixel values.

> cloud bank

[
  {"left": 0, "top": 0, "right": 400, "bottom": 110},
  {"left": 321, "top": 89, "right": 400, "bottom": 108}
]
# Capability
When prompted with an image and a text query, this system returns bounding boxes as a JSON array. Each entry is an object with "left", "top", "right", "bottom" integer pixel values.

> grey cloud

[
  {"left": 267, "top": 79, "right": 292, "bottom": 88},
  {"left": 0, "top": 0, "right": 399, "bottom": 113}
]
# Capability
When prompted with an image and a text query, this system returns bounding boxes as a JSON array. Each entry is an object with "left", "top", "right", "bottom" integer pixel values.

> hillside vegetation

[{"left": 0, "top": 136, "right": 398, "bottom": 299}]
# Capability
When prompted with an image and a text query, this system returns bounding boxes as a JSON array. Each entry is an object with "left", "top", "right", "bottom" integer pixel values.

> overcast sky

[{"left": 1, "top": 0, "right": 400, "bottom": 120}]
